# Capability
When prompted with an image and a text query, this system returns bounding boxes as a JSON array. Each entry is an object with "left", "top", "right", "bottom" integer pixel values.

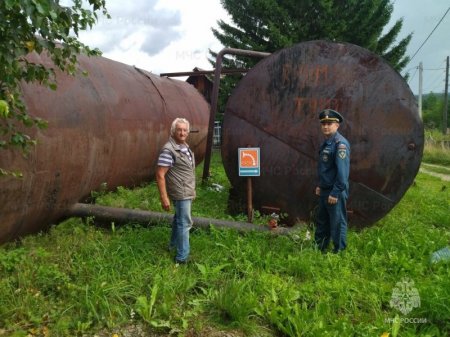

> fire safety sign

[{"left": 238, "top": 147, "right": 260, "bottom": 176}]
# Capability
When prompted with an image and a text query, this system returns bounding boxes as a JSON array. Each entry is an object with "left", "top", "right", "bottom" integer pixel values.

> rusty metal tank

[
  {"left": 222, "top": 40, "right": 423, "bottom": 227},
  {"left": 0, "top": 53, "right": 209, "bottom": 244}
]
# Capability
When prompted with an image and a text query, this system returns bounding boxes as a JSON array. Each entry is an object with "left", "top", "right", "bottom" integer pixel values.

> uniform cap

[{"left": 319, "top": 109, "right": 344, "bottom": 123}]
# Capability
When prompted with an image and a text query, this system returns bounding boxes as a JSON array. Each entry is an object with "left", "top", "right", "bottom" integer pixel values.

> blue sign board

[{"left": 238, "top": 148, "right": 260, "bottom": 176}]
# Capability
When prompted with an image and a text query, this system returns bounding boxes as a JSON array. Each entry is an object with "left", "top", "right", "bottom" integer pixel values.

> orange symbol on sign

[{"left": 240, "top": 150, "right": 258, "bottom": 167}]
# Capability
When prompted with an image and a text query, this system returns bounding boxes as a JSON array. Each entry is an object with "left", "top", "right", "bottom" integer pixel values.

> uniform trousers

[{"left": 315, "top": 194, "right": 347, "bottom": 253}]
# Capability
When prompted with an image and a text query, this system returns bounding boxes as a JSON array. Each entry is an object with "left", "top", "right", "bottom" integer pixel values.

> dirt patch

[
  {"left": 88, "top": 324, "right": 246, "bottom": 337},
  {"left": 420, "top": 164, "right": 450, "bottom": 182}
]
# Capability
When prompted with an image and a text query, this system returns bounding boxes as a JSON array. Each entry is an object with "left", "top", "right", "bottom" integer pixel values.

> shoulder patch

[
  {"left": 338, "top": 148, "right": 347, "bottom": 159},
  {"left": 338, "top": 144, "right": 347, "bottom": 149}
]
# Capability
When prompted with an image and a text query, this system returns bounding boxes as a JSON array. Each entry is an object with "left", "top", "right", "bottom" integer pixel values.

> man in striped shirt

[{"left": 156, "top": 118, "right": 196, "bottom": 264}]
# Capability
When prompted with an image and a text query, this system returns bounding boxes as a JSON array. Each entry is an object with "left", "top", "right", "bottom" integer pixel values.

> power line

[
  {"left": 407, "top": 66, "right": 418, "bottom": 83},
  {"left": 404, "top": 65, "right": 418, "bottom": 73},
  {"left": 409, "top": 6, "right": 450, "bottom": 62},
  {"left": 423, "top": 68, "right": 446, "bottom": 93},
  {"left": 428, "top": 81, "right": 445, "bottom": 94}
]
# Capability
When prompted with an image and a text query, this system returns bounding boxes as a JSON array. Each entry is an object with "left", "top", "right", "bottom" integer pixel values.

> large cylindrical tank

[
  {"left": 0, "top": 53, "right": 209, "bottom": 243},
  {"left": 222, "top": 40, "right": 423, "bottom": 227}
]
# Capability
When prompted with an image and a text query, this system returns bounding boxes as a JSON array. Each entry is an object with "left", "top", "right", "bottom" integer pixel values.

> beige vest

[{"left": 162, "top": 138, "right": 196, "bottom": 200}]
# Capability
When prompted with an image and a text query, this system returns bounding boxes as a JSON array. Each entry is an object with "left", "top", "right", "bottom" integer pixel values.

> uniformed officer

[{"left": 315, "top": 109, "right": 350, "bottom": 253}]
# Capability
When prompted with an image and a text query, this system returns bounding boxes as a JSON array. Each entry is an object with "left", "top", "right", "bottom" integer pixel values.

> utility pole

[
  {"left": 443, "top": 56, "right": 449, "bottom": 135},
  {"left": 418, "top": 62, "right": 423, "bottom": 119}
]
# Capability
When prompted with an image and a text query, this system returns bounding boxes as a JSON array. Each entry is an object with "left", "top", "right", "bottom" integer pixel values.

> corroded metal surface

[
  {"left": 0, "top": 53, "right": 209, "bottom": 243},
  {"left": 222, "top": 40, "right": 423, "bottom": 227},
  {"left": 202, "top": 48, "right": 271, "bottom": 182}
]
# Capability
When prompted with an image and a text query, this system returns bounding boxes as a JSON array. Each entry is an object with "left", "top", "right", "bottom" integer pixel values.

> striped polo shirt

[{"left": 157, "top": 144, "right": 192, "bottom": 167}]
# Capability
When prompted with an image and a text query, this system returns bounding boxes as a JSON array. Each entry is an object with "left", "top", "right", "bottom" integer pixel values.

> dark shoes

[{"left": 174, "top": 258, "right": 188, "bottom": 265}]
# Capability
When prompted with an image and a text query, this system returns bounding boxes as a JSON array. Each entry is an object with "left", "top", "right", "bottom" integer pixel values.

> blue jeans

[
  {"left": 315, "top": 195, "right": 347, "bottom": 253},
  {"left": 170, "top": 199, "right": 193, "bottom": 262}
]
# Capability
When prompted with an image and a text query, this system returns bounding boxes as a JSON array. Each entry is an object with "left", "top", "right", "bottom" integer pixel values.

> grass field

[
  {"left": 0, "top": 148, "right": 449, "bottom": 337},
  {"left": 422, "top": 129, "right": 450, "bottom": 167}
]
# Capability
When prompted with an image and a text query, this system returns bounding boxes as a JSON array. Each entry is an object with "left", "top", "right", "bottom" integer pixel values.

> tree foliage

[
  {"left": 0, "top": 0, "right": 109, "bottom": 176},
  {"left": 422, "top": 92, "right": 449, "bottom": 130},
  {"left": 211, "top": 0, "right": 412, "bottom": 113}
]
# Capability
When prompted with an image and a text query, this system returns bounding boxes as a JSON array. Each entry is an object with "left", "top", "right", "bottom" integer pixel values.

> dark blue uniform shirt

[{"left": 318, "top": 131, "right": 350, "bottom": 198}]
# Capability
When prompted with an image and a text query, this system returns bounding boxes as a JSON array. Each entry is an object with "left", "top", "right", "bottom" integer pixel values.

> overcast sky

[{"left": 78, "top": 0, "right": 450, "bottom": 95}]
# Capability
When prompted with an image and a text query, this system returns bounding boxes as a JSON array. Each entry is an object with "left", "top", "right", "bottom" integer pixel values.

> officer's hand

[
  {"left": 328, "top": 195, "right": 338, "bottom": 205},
  {"left": 315, "top": 187, "right": 321, "bottom": 196}
]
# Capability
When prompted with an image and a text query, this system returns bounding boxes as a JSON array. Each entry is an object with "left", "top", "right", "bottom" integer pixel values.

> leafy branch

[{"left": 0, "top": 0, "right": 109, "bottom": 176}]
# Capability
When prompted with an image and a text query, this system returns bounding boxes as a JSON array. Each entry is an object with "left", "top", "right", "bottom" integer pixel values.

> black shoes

[{"left": 174, "top": 258, "right": 188, "bottom": 265}]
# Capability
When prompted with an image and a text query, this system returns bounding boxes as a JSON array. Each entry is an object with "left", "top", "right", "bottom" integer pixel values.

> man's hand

[
  {"left": 328, "top": 195, "right": 338, "bottom": 205},
  {"left": 161, "top": 196, "right": 171, "bottom": 211},
  {"left": 315, "top": 187, "right": 321, "bottom": 196},
  {"left": 156, "top": 166, "right": 171, "bottom": 211}
]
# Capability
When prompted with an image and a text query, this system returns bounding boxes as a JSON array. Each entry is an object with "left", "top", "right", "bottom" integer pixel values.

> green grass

[
  {"left": 423, "top": 129, "right": 450, "bottom": 166},
  {"left": 0, "top": 150, "right": 449, "bottom": 337},
  {"left": 423, "top": 145, "right": 450, "bottom": 167},
  {"left": 421, "top": 163, "right": 450, "bottom": 175}
]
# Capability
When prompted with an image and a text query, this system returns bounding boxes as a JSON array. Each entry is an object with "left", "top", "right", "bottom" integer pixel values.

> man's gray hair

[{"left": 170, "top": 117, "right": 190, "bottom": 136}]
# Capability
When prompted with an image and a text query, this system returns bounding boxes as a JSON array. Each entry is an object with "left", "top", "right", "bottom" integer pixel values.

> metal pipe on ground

[{"left": 67, "top": 203, "right": 293, "bottom": 235}]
